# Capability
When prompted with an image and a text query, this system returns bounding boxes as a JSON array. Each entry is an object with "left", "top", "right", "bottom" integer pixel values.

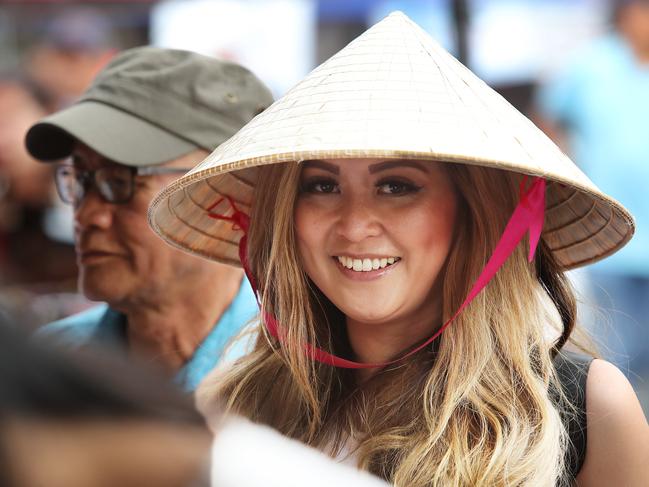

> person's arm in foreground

[{"left": 210, "top": 416, "right": 390, "bottom": 487}]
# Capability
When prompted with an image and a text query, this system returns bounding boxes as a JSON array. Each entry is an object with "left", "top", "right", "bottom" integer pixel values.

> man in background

[
  {"left": 25, "top": 47, "right": 273, "bottom": 391},
  {"left": 536, "top": 0, "right": 649, "bottom": 413}
]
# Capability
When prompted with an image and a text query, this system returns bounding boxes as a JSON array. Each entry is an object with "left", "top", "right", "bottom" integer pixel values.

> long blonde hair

[{"left": 203, "top": 161, "right": 579, "bottom": 486}]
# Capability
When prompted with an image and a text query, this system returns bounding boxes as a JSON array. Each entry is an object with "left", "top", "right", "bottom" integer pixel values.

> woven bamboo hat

[{"left": 148, "top": 11, "right": 634, "bottom": 270}]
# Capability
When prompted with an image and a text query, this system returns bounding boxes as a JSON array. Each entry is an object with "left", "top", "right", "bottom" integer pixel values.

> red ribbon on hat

[{"left": 207, "top": 176, "right": 546, "bottom": 369}]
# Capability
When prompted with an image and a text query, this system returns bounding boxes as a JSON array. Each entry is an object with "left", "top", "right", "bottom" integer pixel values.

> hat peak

[{"left": 385, "top": 10, "right": 409, "bottom": 19}]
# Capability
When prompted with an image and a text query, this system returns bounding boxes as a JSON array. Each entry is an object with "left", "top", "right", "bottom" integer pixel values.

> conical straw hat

[{"left": 149, "top": 11, "right": 634, "bottom": 270}]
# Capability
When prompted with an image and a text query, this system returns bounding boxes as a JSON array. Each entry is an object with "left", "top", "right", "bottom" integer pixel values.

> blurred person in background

[
  {"left": 0, "top": 7, "right": 123, "bottom": 329},
  {"left": 0, "top": 77, "right": 51, "bottom": 212},
  {"left": 0, "top": 75, "right": 78, "bottom": 327},
  {"left": 25, "top": 8, "right": 117, "bottom": 112},
  {"left": 25, "top": 47, "right": 273, "bottom": 392},
  {"left": 535, "top": 0, "right": 649, "bottom": 413}
]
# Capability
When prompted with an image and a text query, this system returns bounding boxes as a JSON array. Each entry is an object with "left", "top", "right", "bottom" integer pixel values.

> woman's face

[{"left": 295, "top": 158, "right": 458, "bottom": 329}]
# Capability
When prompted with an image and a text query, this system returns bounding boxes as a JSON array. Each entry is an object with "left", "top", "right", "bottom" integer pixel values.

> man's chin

[
  {"left": 80, "top": 285, "right": 119, "bottom": 304},
  {"left": 78, "top": 269, "right": 129, "bottom": 304}
]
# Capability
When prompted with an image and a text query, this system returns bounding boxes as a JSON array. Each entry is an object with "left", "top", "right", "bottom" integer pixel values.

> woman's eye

[
  {"left": 376, "top": 179, "right": 421, "bottom": 195},
  {"left": 300, "top": 178, "right": 340, "bottom": 194}
]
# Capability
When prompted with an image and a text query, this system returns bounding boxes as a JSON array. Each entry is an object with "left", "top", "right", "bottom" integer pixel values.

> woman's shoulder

[
  {"left": 584, "top": 359, "right": 643, "bottom": 416},
  {"left": 575, "top": 358, "right": 649, "bottom": 486}
]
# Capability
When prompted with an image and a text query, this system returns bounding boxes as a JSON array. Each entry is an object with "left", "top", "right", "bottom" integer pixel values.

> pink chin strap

[{"left": 208, "top": 176, "right": 546, "bottom": 369}]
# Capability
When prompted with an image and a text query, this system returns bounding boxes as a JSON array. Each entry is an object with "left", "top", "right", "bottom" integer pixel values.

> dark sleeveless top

[{"left": 552, "top": 351, "right": 594, "bottom": 480}]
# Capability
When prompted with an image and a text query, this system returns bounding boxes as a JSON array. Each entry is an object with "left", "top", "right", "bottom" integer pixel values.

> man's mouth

[
  {"left": 335, "top": 256, "right": 401, "bottom": 272},
  {"left": 78, "top": 249, "right": 124, "bottom": 263},
  {"left": 81, "top": 250, "right": 114, "bottom": 257}
]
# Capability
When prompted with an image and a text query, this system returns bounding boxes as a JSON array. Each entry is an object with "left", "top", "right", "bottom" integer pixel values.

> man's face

[{"left": 71, "top": 144, "right": 203, "bottom": 308}]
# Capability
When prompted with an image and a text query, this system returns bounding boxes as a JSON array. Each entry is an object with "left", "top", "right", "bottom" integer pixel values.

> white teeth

[
  {"left": 337, "top": 256, "right": 354, "bottom": 269},
  {"left": 336, "top": 256, "right": 400, "bottom": 272}
]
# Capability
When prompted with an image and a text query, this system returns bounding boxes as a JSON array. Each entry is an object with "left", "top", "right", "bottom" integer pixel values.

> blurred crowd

[
  {"left": 0, "top": 8, "right": 121, "bottom": 328},
  {"left": 0, "top": 1, "right": 648, "bottom": 486}
]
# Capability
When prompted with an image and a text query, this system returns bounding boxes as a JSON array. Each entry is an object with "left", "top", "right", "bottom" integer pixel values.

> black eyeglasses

[{"left": 54, "top": 164, "right": 192, "bottom": 205}]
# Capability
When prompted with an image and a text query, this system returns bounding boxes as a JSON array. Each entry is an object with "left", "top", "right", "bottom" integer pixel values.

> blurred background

[{"left": 1, "top": 0, "right": 647, "bottom": 414}]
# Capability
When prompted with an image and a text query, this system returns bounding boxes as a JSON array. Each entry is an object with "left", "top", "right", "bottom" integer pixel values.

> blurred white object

[
  {"left": 151, "top": 0, "right": 316, "bottom": 98},
  {"left": 211, "top": 416, "right": 390, "bottom": 487},
  {"left": 43, "top": 198, "right": 74, "bottom": 244},
  {"left": 470, "top": 0, "right": 608, "bottom": 84}
]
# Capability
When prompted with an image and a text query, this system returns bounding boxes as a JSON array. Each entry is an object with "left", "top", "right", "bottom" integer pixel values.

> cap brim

[{"left": 25, "top": 101, "right": 197, "bottom": 166}]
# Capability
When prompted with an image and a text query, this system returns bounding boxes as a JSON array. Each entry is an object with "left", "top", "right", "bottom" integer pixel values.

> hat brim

[
  {"left": 148, "top": 152, "right": 634, "bottom": 271},
  {"left": 25, "top": 101, "right": 197, "bottom": 166}
]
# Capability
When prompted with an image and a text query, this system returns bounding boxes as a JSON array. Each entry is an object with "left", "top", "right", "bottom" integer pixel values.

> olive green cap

[{"left": 25, "top": 46, "right": 274, "bottom": 167}]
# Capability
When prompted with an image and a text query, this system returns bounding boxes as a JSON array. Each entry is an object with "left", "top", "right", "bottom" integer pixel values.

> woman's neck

[{"left": 346, "top": 300, "right": 442, "bottom": 382}]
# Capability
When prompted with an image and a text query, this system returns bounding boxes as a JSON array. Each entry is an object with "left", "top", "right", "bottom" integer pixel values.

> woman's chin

[{"left": 339, "top": 305, "right": 397, "bottom": 326}]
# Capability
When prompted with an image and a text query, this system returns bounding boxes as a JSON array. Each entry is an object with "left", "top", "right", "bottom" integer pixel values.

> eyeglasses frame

[{"left": 54, "top": 163, "right": 193, "bottom": 206}]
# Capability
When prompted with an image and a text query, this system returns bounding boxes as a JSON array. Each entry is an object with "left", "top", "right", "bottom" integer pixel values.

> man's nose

[
  {"left": 334, "top": 194, "right": 382, "bottom": 243},
  {"left": 74, "top": 190, "right": 113, "bottom": 232}
]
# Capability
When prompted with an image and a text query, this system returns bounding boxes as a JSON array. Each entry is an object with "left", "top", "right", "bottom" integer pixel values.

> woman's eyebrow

[
  {"left": 302, "top": 160, "right": 340, "bottom": 175},
  {"left": 368, "top": 160, "right": 430, "bottom": 174}
]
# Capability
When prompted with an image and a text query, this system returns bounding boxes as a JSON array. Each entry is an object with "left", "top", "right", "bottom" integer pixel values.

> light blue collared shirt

[{"left": 36, "top": 280, "right": 259, "bottom": 391}]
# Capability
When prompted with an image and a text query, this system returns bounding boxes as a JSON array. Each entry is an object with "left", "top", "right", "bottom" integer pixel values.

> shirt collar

[
  {"left": 174, "top": 279, "right": 258, "bottom": 391},
  {"left": 96, "top": 279, "right": 258, "bottom": 392}
]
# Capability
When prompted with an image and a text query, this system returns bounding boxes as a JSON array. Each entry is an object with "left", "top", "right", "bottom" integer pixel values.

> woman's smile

[
  {"left": 332, "top": 255, "right": 402, "bottom": 281},
  {"left": 335, "top": 255, "right": 401, "bottom": 271}
]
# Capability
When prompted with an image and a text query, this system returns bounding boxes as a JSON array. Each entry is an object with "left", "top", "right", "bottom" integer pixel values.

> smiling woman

[
  {"left": 234, "top": 157, "right": 572, "bottom": 481},
  {"left": 148, "top": 11, "right": 647, "bottom": 487}
]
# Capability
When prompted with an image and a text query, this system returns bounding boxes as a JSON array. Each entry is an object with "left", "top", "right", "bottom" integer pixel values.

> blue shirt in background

[{"left": 36, "top": 280, "right": 259, "bottom": 392}]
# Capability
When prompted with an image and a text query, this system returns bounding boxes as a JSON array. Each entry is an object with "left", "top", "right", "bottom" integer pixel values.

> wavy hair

[{"left": 200, "top": 161, "right": 581, "bottom": 486}]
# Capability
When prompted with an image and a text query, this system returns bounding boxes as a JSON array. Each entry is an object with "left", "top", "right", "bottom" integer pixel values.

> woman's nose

[{"left": 334, "top": 195, "right": 382, "bottom": 242}]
